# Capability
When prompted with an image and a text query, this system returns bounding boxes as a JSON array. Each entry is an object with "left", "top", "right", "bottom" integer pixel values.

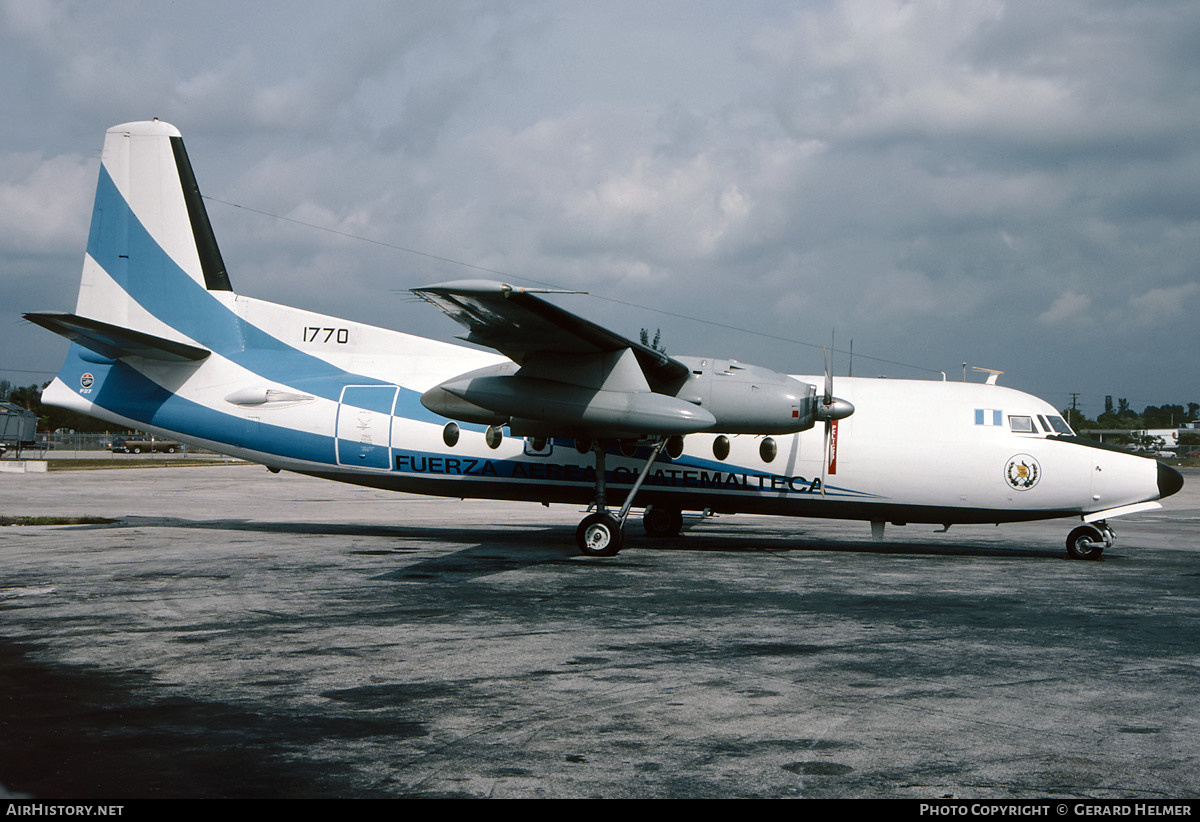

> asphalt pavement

[{"left": 2, "top": 464, "right": 1198, "bottom": 798}]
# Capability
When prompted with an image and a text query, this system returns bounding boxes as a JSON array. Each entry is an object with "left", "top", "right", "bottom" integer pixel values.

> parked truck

[
  {"left": 110, "top": 437, "right": 182, "bottom": 454},
  {"left": 0, "top": 401, "right": 37, "bottom": 456}
]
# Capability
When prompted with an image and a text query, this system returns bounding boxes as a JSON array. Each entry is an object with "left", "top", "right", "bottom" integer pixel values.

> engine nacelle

[
  {"left": 671, "top": 356, "right": 819, "bottom": 434},
  {"left": 421, "top": 354, "right": 842, "bottom": 437}
]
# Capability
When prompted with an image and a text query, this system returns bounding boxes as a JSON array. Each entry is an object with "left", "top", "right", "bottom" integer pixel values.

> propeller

[
  {"left": 821, "top": 346, "right": 833, "bottom": 496},
  {"left": 816, "top": 341, "right": 855, "bottom": 496}
]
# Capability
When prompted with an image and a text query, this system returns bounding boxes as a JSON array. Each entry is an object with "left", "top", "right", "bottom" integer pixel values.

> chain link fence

[{"left": 3, "top": 431, "right": 218, "bottom": 458}]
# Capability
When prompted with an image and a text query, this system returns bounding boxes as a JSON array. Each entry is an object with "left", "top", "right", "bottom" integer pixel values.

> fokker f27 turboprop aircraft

[{"left": 26, "top": 120, "right": 1184, "bottom": 559}]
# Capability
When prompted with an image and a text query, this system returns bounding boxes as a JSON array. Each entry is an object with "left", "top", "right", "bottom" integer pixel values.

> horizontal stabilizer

[{"left": 24, "top": 312, "right": 210, "bottom": 362}]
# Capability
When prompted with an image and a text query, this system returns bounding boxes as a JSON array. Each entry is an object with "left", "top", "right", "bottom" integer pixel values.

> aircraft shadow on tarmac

[{"left": 100, "top": 515, "right": 1070, "bottom": 567}]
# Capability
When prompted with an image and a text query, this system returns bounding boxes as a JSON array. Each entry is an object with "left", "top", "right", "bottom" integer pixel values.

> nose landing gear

[{"left": 1066, "top": 521, "right": 1114, "bottom": 560}]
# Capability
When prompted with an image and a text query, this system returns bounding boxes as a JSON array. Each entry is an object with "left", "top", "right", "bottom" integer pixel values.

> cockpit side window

[{"left": 1009, "top": 415, "right": 1035, "bottom": 433}]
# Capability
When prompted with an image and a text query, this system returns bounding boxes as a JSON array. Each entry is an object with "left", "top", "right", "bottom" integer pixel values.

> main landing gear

[
  {"left": 1066, "top": 521, "right": 1114, "bottom": 560},
  {"left": 575, "top": 438, "right": 670, "bottom": 557},
  {"left": 641, "top": 504, "right": 684, "bottom": 538}
]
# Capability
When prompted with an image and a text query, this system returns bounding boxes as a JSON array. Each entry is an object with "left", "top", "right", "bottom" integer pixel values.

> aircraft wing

[
  {"left": 411, "top": 280, "right": 689, "bottom": 391},
  {"left": 412, "top": 280, "right": 819, "bottom": 439}
]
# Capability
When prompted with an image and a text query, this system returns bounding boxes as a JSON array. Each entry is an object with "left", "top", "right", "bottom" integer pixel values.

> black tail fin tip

[{"left": 169, "top": 135, "right": 231, "bottom": 292}]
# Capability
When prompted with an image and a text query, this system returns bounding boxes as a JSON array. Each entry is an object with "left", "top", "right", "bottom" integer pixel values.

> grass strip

[
  {"left": 1, "top": 516, "right": 117, "bottom": 526},
  {"left": 46, "top": 458, "right": 249, "bottom": 471}
]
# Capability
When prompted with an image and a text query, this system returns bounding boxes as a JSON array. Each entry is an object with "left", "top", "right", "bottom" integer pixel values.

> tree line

[{"left": 1065, "top": 396, "right": 1199, "bottom": 432}]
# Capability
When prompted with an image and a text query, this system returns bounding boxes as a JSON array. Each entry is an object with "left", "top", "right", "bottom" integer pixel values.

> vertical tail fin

[{"left": 63, "top": 119, "right": 240, "bottom": 350}]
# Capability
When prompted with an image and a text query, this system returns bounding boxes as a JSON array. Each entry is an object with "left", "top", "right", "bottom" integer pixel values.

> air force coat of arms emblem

[{"left": 1005, "top": 454, "right": 1041, "bottom": 491}]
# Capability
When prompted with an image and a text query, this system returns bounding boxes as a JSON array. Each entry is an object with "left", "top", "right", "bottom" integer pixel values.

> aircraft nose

[{"left": 1157, "top": 461, "right": 1184, "bottom": 499}]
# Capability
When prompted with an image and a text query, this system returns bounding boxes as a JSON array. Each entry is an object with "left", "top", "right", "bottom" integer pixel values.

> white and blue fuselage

[{"left": 30, "top": 121, "right": 1182, "bottom": 556}]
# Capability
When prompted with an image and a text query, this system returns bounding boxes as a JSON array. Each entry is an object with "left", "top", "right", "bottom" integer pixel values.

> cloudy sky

[{"left": 2, "top": 0, "right": 1198, "bottom": 419}]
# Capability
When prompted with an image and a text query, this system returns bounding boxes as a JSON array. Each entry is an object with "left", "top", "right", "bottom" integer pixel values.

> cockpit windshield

[
  {"left": 1012, "top": 413, "right": 1075, "bottom": 436},
  {"left": 1046, "top": 415, "right": 1073, "bottom": 435}
]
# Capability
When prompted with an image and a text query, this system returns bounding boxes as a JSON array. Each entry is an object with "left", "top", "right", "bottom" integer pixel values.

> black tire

[
  {"left": 131, "top": 446, "right": 142, "bottom": 454},
  {"left": 166, "top": 447, "right": 176, "bottom": 453},
  {"left": 1066, "top": 525, "right": 1105, "bottom": 560},
  {"left": 642, "top": 505, "right": 683, "bottom": 538},
  {"left": 576, "top": 512, "right": 624, "bottom": 557}
]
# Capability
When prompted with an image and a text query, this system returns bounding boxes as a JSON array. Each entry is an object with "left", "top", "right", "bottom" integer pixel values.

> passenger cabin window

[{"left": 1008, "top": 415, "right": 1035, "bottom": 433}]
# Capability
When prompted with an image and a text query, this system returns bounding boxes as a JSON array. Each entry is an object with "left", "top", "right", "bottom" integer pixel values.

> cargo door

[{"left": 335, "top": 385, "right": 398, "bottom": 470}]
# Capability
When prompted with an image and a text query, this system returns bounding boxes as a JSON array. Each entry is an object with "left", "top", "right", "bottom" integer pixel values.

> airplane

[{"left": 25, "top": 120, "right": 1184, "bottom": 560}]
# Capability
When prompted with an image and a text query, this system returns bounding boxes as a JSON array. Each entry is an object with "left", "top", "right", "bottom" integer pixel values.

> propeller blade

[
  {"left": 817, "top": 334, "right": 853, "bottom": 496},
  {"left": 823, "top": 346, "right": 833, "bottom": 405}
]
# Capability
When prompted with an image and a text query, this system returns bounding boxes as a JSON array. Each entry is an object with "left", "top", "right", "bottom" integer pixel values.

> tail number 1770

[{"left": 303, "top": 327, "right": 350, "bottom": 344}]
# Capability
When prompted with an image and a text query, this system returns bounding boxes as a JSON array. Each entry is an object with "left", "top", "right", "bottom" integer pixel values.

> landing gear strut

[
  {"left": 575, "top": 438, "right": 669, "bottom": 557},
  {"left": 1066, "top": 521, "right": 1113, "bottom": 560}
]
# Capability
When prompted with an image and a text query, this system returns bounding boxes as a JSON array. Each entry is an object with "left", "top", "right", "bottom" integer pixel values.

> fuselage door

[{"left": 336, "top": 385, "right": 398, "bottom": 469}]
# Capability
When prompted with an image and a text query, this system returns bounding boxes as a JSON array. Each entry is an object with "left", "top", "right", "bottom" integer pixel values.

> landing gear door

[{"left": 336, "top": 385, "right": 398, "bottom": 470}]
